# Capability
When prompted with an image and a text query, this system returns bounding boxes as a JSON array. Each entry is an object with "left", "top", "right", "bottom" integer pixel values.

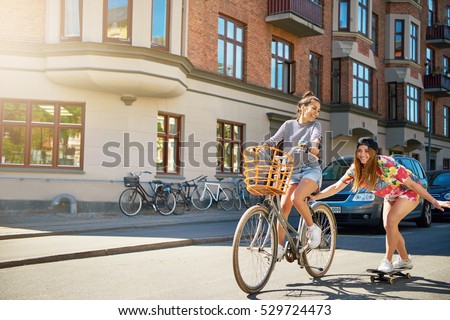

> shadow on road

[{"left": 248, "top": 273, "right": 450, "bottom": 300}]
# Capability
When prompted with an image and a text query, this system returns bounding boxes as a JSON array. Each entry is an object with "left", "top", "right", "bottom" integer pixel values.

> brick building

[{"left": 0, "top": 0, "right": 449, "bottom": 212}]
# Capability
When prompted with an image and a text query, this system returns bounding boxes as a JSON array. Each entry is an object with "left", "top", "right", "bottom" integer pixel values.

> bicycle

[
  {"left": 119, "top": 171, "right": 176, "bottom": 216},
  {"left": 232, "top": 144, "right": 337, "bottom": 294},
  {"left": 231, "top": 177, "right": 264, "bottom": 210},
  {"left": 169, "top": 175, "right": 213, "bottom": 212},
  {"left": 194, "top": 177, "right": 234, "bottom": 211}
]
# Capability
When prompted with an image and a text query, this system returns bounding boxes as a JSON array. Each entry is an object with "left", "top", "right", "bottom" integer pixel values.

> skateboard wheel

[
  {"left": 388, "top": 278, "right": 393, "bottom": 284},
  {"left": 406, "top": 273, "right": 411, "bottom": 279},
  {"left": 370, "top": 276, "right": 375, "bottom": 283}
]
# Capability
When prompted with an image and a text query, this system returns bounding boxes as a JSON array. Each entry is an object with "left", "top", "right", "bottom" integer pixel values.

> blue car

[
  {"left": 320, "top": 155, "right": 432, "bottom": 231},
  {"left": 426, "top": 170, "right": 450, "bottom": 218}
]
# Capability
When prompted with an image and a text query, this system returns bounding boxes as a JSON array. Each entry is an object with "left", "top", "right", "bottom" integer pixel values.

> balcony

[
  {"left": 426, "top": 25, "right": 450, "bottom": 48},
  {"left": 424, "top": 74, "right": 450, "bottom": 97},
  {"left": 266, "top": 0, "right": 324, "bottom": 37}
]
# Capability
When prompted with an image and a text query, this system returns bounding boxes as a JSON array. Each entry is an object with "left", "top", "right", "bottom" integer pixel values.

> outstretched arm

[
  {"left": 403, "top": 177, "right": 450, "bottom": 211},
  {"left": 311, "top": 180, "right": 348, "bottom": 201}
]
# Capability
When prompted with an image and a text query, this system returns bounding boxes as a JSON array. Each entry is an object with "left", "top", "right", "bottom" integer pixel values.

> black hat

[{"left": 357, "top": 137, "right": 378, "bottom": 151}]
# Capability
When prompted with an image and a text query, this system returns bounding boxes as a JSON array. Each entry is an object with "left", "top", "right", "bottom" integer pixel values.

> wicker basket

[
  {"left": 123, "top": 176, "right": 139, "bottom": 187},
  {"left": 243, "top": 145, "right": 294, "bottom": 196}
]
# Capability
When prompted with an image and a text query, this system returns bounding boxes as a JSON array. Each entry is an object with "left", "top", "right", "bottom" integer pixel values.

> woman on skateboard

[{"left": 311, "top": 137, "right": 450, "bottom": 272}]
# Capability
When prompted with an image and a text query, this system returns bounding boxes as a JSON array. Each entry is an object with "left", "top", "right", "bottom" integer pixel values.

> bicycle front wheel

[
  {"left": 155, "top": 190, "right": 176, "bottom": 216},
  {"left": 232, "top": 205, "right": 277, "bottom": 294},
  {"left": 218, "top": 187, "right": 234, "bottom": 211},
  {"left": 191, "top": 186, "right": 213, "bottom": 210},
  {"left": 119, "top": 188, "right": 143, "bottom": 216},
  {"left": 301, "top": 203, "right": 337, "bottom": 277}
]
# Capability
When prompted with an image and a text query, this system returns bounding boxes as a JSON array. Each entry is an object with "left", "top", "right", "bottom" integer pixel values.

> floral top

[{"left": 340, "top": 155, "right": 420, "bottom": 201}]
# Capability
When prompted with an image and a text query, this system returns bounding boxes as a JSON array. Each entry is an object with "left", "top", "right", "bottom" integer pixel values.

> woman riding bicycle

[{"left": 263, "top": 91, "right": 323, "bottom": 259}]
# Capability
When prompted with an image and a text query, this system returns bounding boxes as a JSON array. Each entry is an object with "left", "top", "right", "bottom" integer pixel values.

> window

[
  {"left": 426, "top": 47, "right": 434, "bottom": 75},
  {"left": 358, "top": 0, "right": 368, "bottom": 36},
  {"left": 444, "top": 56, "right": 449, "bottom": 75},
  {"left": 388, "top": 83, "right": 397, "bottom": 120},
  {"left": 444, "top": 158, "right": 450, "bottom": 170},
  {"left": 331, "top": 59, "right": 340, "bottom": 103},
  {"left": 426, "top": 100, "right": 432, "bottom": 132},
  {"left": 428, "top": 0, "right": 436, "bottom": 27},
  {"left": 410, "top": 23, "right": 418, "bottom": 63},
  {"left": 371, "top": 13, "right": 378, "bottom": 55},
  {"left": 394, "top": 20, "right": 404, "bottom": 59},
  {"left": 271, "top": 39, "right": 294, "bottom": 93},
  {"left": 152, "top": 0, "right": 170, "bottom": 50},
  {"left": 157, "top": 113, "right": 181, "bottom": 174},
  {"left": 61, "top": 0, "right": 82, "bottom": 41},
  {"left": 218, "top": 17, "right": 244, "bottom": 79},
  {"left": 444, "top": 106, "right": 449, "bottom": 137},
  {"left": 216, "top": 121, "right": 243, "bottom": 174},
  {"left": 406, "top": 85, "right": 419, "bottom": 123},
  {"left": 339, "top": 0, "right": 350, "bottom": 31},
  {"left": 352, "top": 62, "right": 370, "bottom": 109},
  {"left": 309, "top": 53, "right": 321, "bottom": 98},
  {"left": 103, "top": 0, "right": 132, "bottom": 44},
  {"left": 0, "top": 100, "right": 84, "bottom": 169},
  {"left": 447, "top": 6, "right": 450, "bottom": 26}
]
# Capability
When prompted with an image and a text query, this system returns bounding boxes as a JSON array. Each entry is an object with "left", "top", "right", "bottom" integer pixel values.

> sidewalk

[{"left": 0, "top": 207, "right": 243, "bottom": 269}]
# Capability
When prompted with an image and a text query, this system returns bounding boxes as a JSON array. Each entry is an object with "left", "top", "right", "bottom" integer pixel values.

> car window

[
  {"left": 411, "top": 160, "right": 426, "bottom": 179},
  {"left": 397, "top": 158, "right": 414, "bottom": 174},
  {"left": 431, "top": 172, "right": 450, "bottom": 186},
  {"left": 322, "top": 161, "right": 349, "bottom": 180}
]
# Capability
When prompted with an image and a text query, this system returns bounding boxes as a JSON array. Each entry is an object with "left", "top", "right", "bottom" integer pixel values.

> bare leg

[
  {"left": 291, "top": 178, "right": 319, "bottom": 227},
  {"left": 277, "top": 184, "right": 297, "bottom": 246},
  {"left": 383, "top": 198, "right": 419, "bottom": 261}
]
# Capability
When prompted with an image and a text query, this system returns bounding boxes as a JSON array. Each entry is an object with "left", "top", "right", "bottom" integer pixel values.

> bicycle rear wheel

[
  {"left": 173, "top": 190, "right": 188, "bottom": 215},
  {"left": 232, "top": 205, "right": 277, "bottom": 294},
  {"left": 155, "top": 190, "right": 176, "bottom": 216},
  {"left": 218, "top": 187, "right": 234, "bottom": 211},
  {"left": 191, "top": 186, "right": 213, "bottom": 210},
  {"left": 301, "top": 203, "right": 337, "bottom": 277},
  {"left": 119, "top": 188, "right": 143, "bottom": 216},
  {"left": 233, "top": 188, "right": 242, "bottom": 211}
]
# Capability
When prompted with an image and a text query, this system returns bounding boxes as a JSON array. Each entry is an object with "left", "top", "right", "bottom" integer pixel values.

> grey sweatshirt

[{"left": 264, "top": 119, "right": 321, "bottom": 169}]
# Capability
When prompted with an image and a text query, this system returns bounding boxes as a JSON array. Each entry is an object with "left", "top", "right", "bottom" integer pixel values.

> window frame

[
  {"left": 406, "top": 85, "right": 419, "bottom": 124},
  {"left": 358, "top": 0, "right": 368, "bottom": 36},
  {"left": 410, "top": 22, "right": 418, "bottom": 63},
  {"left": 444, "top": 106, "right": 449, "bottom": 137},
  {"left": 428, "top": 0, "right": 436, "bottom": 27},
  {"left": 216, "top": 120, "right": 244, "bottom": 175},
  {"left": 309, "top": 52, "right": 321, "bottom": 99},
  {"left": 103, "top": 0, "right": 133, "bottom": 44},
  {"left": 151, "top": 0, "right": 170, "bottom": 51},
  {"left": 371, "top": 13, "right": 378, "bottom": 55},
  {"left": 394, "top": 20, "right": 404, "bottom": 59},
  {"left": 388, "top": 82, "right": 397, "bottom": 120},
  {"left": 157, "top": 112, "right": 182, "bottom": 175},
  {"left": 217, "top": 16, "right": 245, "bottom": 80},
  {"left": 352, "top": 61, "right": 371, "bottom": 109},
  {"left": 338, "top": 0, "right": 350, "bottom": 31},
  {"left": 271, "top": 38, "right": 295, "bottom": 94},
  {"left": 60, "top": 0, "right": 83, "bottom": 41},
  {"left": 0, "top": 99, "right": 85, "bottom": 170},
  {"left": 331, "top": 59, "right": 341, "bottom": 104}
]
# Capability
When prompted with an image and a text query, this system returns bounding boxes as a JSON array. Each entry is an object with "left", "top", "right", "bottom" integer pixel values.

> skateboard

[{"left": 366, "top": 268, "right": 411, "bottom": 284}]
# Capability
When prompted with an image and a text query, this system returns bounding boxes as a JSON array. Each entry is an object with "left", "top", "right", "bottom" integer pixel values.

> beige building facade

[{"left": 0, "top": 0, "right": 449, "bottom": 212}]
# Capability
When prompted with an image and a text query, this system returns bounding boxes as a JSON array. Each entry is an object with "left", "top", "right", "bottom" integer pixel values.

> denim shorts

[{"left": 290, "top": 165, "right": 322, "bottom": 187}]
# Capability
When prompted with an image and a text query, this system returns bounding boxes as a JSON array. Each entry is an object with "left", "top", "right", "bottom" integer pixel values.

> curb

[{"left": 0, "top": 235, "right": 234, "bottom": 269}]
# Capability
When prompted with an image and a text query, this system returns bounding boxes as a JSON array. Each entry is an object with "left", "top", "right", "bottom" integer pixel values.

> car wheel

[{"left": 416, "top": 200, "right": 432, "bottom": 228}]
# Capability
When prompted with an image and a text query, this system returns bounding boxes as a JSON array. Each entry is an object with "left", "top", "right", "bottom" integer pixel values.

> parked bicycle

[
  {"left": 119, "top": 171, "right": 176, "bottom": 216},
  {"left": 231, "top": 177, "right": 264, "bottom": 210},
  {"left": 170, "top": 175, "right": 214, "bottom": 213},
  {"left": 232, "top": 144, "right": 337, "bottom": 294},
  {"left": 194, "top": 177, "right": 234, "bottom": 211}
]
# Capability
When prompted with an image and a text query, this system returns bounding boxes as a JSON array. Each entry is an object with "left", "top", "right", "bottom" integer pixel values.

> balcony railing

[
  {"left": 426, "top": 25, "right": 450, "bottom": 48},
  {"left": 424, "top": 74, "right": 450, "bottom": 97},
  {"left": 268, "top": 0, "right": 323, "bottom": 28}
]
